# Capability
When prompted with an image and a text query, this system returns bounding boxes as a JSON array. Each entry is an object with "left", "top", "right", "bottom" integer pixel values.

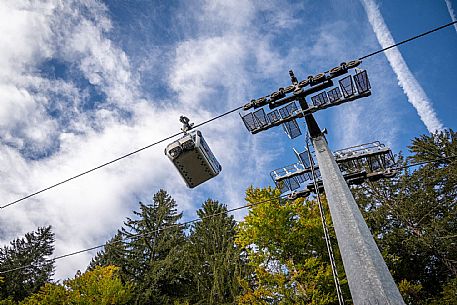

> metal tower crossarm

[{"left": 240, "top": 67, "right": 371, "bottom": 137}]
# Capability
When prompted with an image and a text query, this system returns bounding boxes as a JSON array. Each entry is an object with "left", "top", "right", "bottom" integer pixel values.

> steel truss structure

[{"left": 270, "top": 141, "right": 396, "bottom": 200}]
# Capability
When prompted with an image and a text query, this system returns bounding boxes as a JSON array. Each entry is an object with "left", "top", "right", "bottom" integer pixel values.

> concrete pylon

[{"left": 312, "top": 135, "right": 405, "bottom": 305}]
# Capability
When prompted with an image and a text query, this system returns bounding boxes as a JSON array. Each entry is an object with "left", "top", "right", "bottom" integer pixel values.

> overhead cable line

[
  {"left": 0, "top": 155, "right": 454, "bottom": 275},
  {"left": 306, "top": 136, "right": 345, "bottom": 305},
  {"left": 0, "top": 107, "right": 242, "bottom": 210},
  {"left": 359, "top": 20, "right": 457, "bottom": 60},
  {"left": 1, "top": 20, "right": 456, "bottom": 210},
  {"left": 393, "top": 155, "right": 456, "bottom": 171},
  {"left": 0, "top": 193, "right": 286, "bottom": 275}
]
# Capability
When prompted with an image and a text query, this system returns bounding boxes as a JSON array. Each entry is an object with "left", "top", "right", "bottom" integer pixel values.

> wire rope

[
  {"left": 0, "top": 193, "right": 286, "bottom": 274},
  {"left": 306, "top": 135, "right": 345, "bottom": 305},
  {"left": 0, "top": 107, "right": 242, "bottom": 210},
  {"left": 0, "top": 154, "right": 454, "bottom": 275},
  {"left": 1, "top": 20, "right": 455, "bottom": 209}
]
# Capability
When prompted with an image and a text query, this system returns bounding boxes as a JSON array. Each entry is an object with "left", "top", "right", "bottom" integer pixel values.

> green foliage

[
  {"left": 352, "top": 129, "right": 457, "bottom": 303},
  {"left": 397, "top": 279, "right": 423, "bottom": 304},
  {"left": 185, "top": 199, "right": 243, "bottom": 304},
  {"left": 119, "top": 189, "right": 189, "bottom": 304},
  {"left": 87, "top": 232, "right": 124, "bottom": 271},
  {"left": 19, "top": 283, "right": 66, "bottom": 305},
  {"left": 0, "top": 226, "right": 55, "bottom": 301},
  {"left": 19, "top": 265, "right": 132, "bottom": 305},
  {"left": 437, "top": 277, "right": 457, "bottom": 305},
  {"left": 4, "top": 128, "right": 452, "bottom": 305},
  {"left": 0, "top": 298, "right": 16, "bottom": 305},
  {"left": 88, "top": 193, "right": 247, "bottom": 304},
  {"left": 236, "top": 187, "right": 345, "bottom": 304}
]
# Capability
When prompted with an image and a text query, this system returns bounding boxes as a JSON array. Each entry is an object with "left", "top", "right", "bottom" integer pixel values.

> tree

[
  {"left": 185, "top": 199, "right": 243, "bottom": 304},
  {"left": 236, "top": 187, "right": 346, "bottom": 305},
  {"left": 352, "top": 130, "right": 457, "bottom": 304},
  {"left": 119, "top": 189, "right": 190, "bottom": 304},
  {"left": 87, "top": 232, "right": 125, "bottom": 271},
  {"left": 20, "top": 265, "right": 132, "bottom": 305},
  {"left": 0, "top": 226, "right": 55, "bottom": 301}
]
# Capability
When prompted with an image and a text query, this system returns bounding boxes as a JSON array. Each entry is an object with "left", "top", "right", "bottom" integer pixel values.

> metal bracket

[{"left": 180, "top": 116, "right": 194, "bottom": 134}]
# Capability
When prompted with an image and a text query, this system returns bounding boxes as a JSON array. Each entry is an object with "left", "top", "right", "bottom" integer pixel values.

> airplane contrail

[
  {"left": 445, "top": 0, "right": 457, "bottom": 33},
  {"left": 361, "top": 0, "right": 444, "bottom": 133}
]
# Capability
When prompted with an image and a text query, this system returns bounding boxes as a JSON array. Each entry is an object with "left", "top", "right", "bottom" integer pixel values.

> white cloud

[
  {"left": 0, "top": 0, "right": 177, "bottom": 280},
  {"left": 445, "top": 0, "right": 457, "bottom": 34},
  {"left": 0, "top": 0, "right": 428, "bottom": 281},
  {"left": 361, "top": 0, "right": 444, "bottom": 133},
  {"left": 168, "top": 0, "right": 301, "bottom": 211},
  {"left": 170, "top": 35, "right": 248, "bottom": 110},
  {"left": 0, "top": 0, "right": 297, "bottom": 280},
  {"left": 0, "top": 2, "right": 58, "bottom": 153}
]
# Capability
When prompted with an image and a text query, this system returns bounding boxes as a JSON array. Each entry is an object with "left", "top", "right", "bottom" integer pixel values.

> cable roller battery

[{"left": 269, "top": 79, "right": 334, "bottom": 110}]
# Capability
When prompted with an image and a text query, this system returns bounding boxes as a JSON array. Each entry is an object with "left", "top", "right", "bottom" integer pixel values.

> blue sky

[{"left": 0, "top": 0, "right": 455, "bottom": 279}]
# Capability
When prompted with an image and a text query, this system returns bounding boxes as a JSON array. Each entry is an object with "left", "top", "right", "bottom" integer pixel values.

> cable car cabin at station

[{"left": 165, "top": 130, "right": 222, "bottom": 188}]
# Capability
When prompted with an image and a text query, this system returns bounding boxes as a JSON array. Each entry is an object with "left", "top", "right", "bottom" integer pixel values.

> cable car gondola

[{"left": 165, "top": 116, "right": 222, "bottom": 188}]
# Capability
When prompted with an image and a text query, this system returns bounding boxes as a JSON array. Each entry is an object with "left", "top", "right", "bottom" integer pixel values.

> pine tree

[
  {"left": 120, "top": 189, "right": 189, "bottom": 304},
  {"left": 185, "top": 199, "right": 243, "bottom": 304},
  {"left": 87, "top": 232, "right": 125, "bottom": 271},
  {"left": 0, "top": 226, "right": 55, "bottom": 301}
]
